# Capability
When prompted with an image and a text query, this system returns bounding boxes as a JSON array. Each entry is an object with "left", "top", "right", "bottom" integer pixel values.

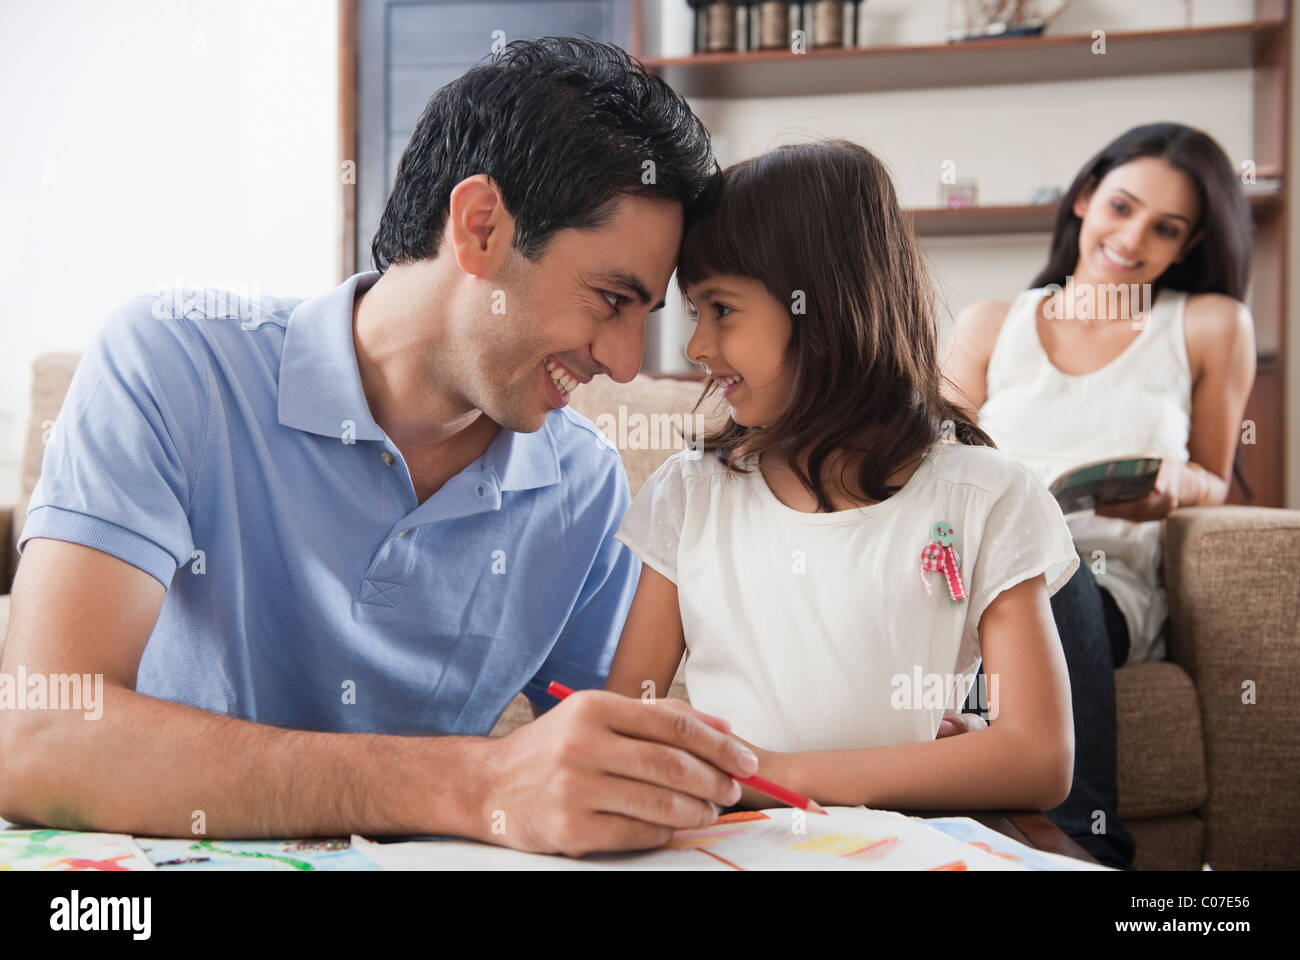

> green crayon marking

[{"left": 191, "top": 840, "right": 315, "bottom": 871}]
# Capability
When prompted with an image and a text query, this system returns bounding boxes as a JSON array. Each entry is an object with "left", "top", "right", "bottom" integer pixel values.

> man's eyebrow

[
  {"left": 593, "top": 271, "right": 666, "bottom": 311},
  {"left": 1115, "top": 188, "right": 1194, "bottom": 225}
]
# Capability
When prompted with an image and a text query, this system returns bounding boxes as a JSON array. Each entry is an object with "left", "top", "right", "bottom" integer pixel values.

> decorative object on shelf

[
  {"left": 939, "top": 178, "right": 979, "bottom": 209},
  {"left": 811, "top": 1, "right": 845, "bottom": 47},
  {"left": 945, "top": 0, "right": 1072, "bottom": 42},
  {"left": 755, "top": 1, "right": 790, "bottom": 50},
  {"left": 1028, "top": 185, "right": 1062, "bottom": 204},
  {"left": 688, "top": 0, "right": 863, "bottom": 55},
  {"left": 690, "top": 0, "right": 739, "bottom": 52}
]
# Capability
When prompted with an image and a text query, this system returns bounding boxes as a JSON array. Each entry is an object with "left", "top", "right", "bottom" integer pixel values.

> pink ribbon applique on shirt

[{"left": 921, "top": 520, "right": 967, "bottom": 604}]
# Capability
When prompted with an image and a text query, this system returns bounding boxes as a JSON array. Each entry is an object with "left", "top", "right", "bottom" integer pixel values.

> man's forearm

[
  {"left": 0, "top": 684, "right": 493, "bottom": 839},
  {"left": 784, "top": 725, "right": 1071, "bottom": 812}
]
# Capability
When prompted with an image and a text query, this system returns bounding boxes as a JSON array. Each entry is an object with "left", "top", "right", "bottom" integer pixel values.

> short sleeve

[
  {"left": 612, "top": 452, "right": 688, "bottom": 585},
  {"left": 17, "top": 296, "right": 211, "bottom": 588},
  {"left": 523, "top": 453, "right": 640, "bottom": 712},
  {"left": 965, "top": 462, "right": 1080, "bottom": 644}
]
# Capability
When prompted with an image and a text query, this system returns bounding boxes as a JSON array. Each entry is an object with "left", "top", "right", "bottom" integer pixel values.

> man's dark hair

[{"left": 370, "top": 36, "right": 721, "bottom": 272}]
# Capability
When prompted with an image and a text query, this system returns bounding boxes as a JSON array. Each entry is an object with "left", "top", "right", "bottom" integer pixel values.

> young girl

[{"left": 604, "top": 139, "right": 1082, "bottom": 814}]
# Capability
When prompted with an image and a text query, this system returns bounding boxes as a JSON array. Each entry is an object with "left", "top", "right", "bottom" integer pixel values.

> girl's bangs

[{"left": 676, "top": 158, "right": 783, "bottom": 294}]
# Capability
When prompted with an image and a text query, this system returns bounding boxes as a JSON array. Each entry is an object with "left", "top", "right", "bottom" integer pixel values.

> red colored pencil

[{"left": 545, "top": 680, "right": 828, "bottom": 815}]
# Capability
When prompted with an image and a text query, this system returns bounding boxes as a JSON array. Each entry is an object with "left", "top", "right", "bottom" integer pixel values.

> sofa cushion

[
  {"left": 11, "top": 352, "right": 79, "bottom": 568},
  {"left": 567, "top": 373, "right": 721, "bottom": 498},
  {"left": 20, "top": 354, "right": 81, "bottom": 505},
  {"left": 1163, "top": 506, "right": 1300, "bottom": 868},
  {"left": 1128, "top": 813, "right": 1205, "bottom": 871},
  {"left": 1115, "top": 662, "right": 1206, "bottom": 818}
]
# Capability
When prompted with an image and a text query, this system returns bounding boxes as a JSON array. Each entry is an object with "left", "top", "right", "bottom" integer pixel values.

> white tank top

[{"left": 977, "top": 286, "right": 1193, "bottom": 663}]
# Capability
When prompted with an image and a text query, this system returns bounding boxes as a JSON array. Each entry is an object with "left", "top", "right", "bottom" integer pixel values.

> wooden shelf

[
  {"left": 908, "top": 187, "right": 1284, "bottom": 237},
  {"left": 643, "top": 19, "right": 1286, "bottom": 98}
]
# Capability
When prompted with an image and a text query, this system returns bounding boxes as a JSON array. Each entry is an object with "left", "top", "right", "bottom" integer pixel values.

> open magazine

[{"left": 1048, "top": 455, "right": 1163, "bottom": 514}]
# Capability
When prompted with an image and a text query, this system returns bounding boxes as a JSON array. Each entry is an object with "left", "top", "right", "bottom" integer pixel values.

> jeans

[{"left": 963, "top": 552, "right": 1137, "bottom": 869}]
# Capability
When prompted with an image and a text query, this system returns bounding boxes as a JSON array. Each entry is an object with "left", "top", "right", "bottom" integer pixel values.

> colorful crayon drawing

[
  {"left": 656, "top": 808, "right": 1027, "bottom": 871},
  {"left": 790, "top": 832, "right": 898, "bottom": 858},
  {"left": 44, "top": 855, "right": 136, "bottom": 871},
  {"left": 665, "top": 828, "right": 750, "bottom": 849},
  {"left": 714, "top": 810, "right": 770, "bottom": 824},
  {"left": 0, "top": 829, "right": 155, "bottom": 871},
  {"left": 969, "top": 840, "right": 1020, "bottom": 862},
  {"left": 135, "top": 836, "right": 380, "bottom": 871},
  {"left": 916, "top": 817, "right": 1115, "bottom": 871},
  {"left": 353, "top": 808, "right": 1064, "bottom": 870},
  {"left": 841, "top": 835, "right": 900, "bottom": 861}
]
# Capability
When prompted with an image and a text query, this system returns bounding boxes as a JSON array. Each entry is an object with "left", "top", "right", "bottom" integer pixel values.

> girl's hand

[
  {"left": 936, "top": 709, "right": 988, "bottom": 737},
  {"left": 1094, "top": 458, "right": 1182, "bottom": 522}
]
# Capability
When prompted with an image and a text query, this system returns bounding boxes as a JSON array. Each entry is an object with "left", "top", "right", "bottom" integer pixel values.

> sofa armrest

[{"left": 1162, "top": 505, "right": 1300, "bottom": 868}]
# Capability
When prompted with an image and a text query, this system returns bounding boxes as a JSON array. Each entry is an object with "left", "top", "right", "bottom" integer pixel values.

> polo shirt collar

[
  {"left": 487, "top": 417, "right": 562, "bottom": 492},
  {"left": 279, "top": 270, "right": 387, "bottom": 442},
  {"left": 279, "top": 271, "right": 562, "bottom": 492}
]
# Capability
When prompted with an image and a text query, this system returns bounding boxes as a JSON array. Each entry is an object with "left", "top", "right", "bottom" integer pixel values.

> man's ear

[{"left": 447, "top": 174, "right": 515, "bottom": 277}]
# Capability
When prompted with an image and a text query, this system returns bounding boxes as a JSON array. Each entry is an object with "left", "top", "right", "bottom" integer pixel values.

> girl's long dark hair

[
  {"left": 677, "top": 139, "right": 994, "bottom": 513},
  {"left": 1030, "top": 122, "right": 1255, "bottom": 498}
]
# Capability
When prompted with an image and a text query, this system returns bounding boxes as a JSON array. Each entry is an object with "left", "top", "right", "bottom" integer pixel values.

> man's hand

[
  {"left": 477, "top": 691, "right": 756, "bottom": 858},
  {"left": 722, "top": 731, "right": 788, "bottom": 810}
]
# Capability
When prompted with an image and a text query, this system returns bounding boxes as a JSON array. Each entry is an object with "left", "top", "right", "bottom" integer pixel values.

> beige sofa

[{"left": 2, "top": 353, "right": 1297, "bottom": 870}]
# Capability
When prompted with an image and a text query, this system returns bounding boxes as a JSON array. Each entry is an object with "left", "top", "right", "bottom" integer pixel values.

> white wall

[{"left": 0, "top": 0, "right": 339, "bottom": 504}]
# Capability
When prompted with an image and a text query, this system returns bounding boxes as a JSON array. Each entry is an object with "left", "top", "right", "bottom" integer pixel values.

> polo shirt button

[
  {"left": 381, "top": 451, "right": 394, "bottom": 466},
  {"left": 397, "top": 529, "right": 409, "bottom": 537},
  {"left": 476, "top": 484, "right": 485, "bottom": 497}
]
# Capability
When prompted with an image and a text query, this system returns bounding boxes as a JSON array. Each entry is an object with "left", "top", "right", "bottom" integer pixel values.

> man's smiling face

[{"left": 457, "top": 189, "right": 683, "bottom": 433}]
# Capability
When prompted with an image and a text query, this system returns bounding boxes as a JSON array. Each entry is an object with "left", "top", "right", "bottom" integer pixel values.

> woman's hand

[{"left": 1093, "top": 458, "right": 1186, "bottom": 522}]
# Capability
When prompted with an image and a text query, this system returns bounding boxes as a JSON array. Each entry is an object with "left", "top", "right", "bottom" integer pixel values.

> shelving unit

[
  {"left": 637, "top": 2, "right": 1292, "bottom": 507},
  {"left": 640, "top": 18, "right": 1284, "bottom": 97},
  {"left": 907, "top": 186, "right": 1283, "bottom": 238}
]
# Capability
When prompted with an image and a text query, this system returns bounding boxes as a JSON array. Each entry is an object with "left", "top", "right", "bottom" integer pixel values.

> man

[{"left": 0, "top": 38, "right": 756, "bottom": 857}]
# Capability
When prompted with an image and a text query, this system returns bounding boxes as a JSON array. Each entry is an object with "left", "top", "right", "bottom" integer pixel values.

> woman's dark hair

[
  {"left": 370, "top": 37, "right": 721, "bottom": 272},
  {"left": 677, "top": 139, "right": 995, "bottom": 513},
  {"left": 1031, "top": 122, "right": 1252, "bottom": 300},
  {"left": 1031, "top": 122, "right": 1256, "bottom": 499}
]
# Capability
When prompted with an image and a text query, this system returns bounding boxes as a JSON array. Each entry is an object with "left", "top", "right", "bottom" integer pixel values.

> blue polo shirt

[{"left": 17, "top": 272, "right": 640, "bottom": 735}]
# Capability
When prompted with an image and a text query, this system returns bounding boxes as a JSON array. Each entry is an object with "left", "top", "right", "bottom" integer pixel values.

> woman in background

[{"left": 943, "top": 122, "right": 1257, "bottom": 868}]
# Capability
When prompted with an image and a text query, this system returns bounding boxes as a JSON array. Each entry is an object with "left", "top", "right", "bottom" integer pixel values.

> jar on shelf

[
  {"left": 690, "top": 1, "right": 738, "bottom": 53},
  {"left": 810, "top": 0, "right": 845, "bottom": 48},
  {"left": 754, "top": 1, "right": 790, "bottom": 50}
]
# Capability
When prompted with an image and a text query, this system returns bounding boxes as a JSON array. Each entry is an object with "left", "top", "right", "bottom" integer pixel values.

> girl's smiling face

[{"left": 683, "top": 274, "right": 792, "bottom": 427}]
